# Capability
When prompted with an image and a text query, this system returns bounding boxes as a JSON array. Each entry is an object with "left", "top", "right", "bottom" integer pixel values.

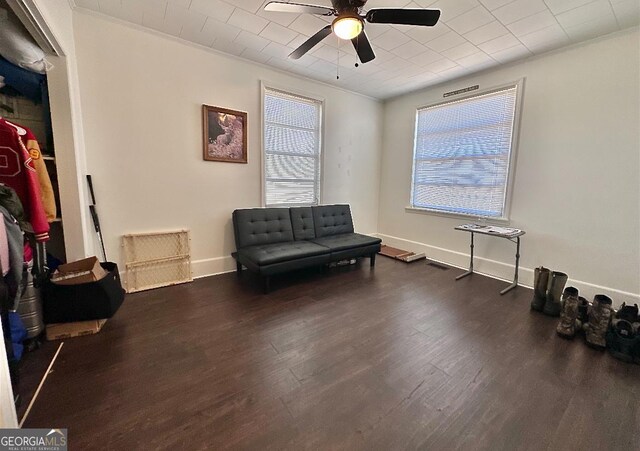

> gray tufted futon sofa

[{"left": 232, "top": 204, "right": 381, "bottom": 292}]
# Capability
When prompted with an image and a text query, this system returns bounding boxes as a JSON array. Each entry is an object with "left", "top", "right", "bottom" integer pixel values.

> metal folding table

[{"left": 454, "top": 224, "right": 525, "bottom": 295}]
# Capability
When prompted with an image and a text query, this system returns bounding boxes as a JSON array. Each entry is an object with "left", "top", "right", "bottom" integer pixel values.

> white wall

[
  {"left": 71, "top": 12, "right": 383, "bottom": 277},
  {"left": 378, "top": 29, "right": 640, "bottom": 302}
]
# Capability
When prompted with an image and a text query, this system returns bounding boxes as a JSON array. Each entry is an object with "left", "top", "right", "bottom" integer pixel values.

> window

[
  {"left": 410, "top": 84, "right": 520, "bottom": 219},
  {"left": 263, "top": 87, "right": 323, "bottom": 207}
]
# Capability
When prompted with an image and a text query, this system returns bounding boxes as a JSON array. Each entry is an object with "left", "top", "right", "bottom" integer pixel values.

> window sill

[{"left": 404, "top": 206, "right": 511, "bottom": 225}]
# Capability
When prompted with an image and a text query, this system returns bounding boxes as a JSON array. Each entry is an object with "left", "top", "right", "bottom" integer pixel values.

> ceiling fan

[{"left": 264, "top": 0, "right": 441, "bottom": 64}]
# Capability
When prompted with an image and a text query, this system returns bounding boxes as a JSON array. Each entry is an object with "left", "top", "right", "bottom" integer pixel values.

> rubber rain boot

[
  {"left": 606, "top": 303, "right": 639, "bottom": 363},
  {"left": 530, "top": 266, "right": 550, "bottom": 312},
  {"left": 557, "top": 287, "right": 580, "bottom": 338},
  {"left": 585, "top": 294, "right": 613, "bottom": 349},
  {"left": 576, "top": 296, "right": 589, "bottom": 333},
  {"left": 543, "top": 271, "right": 568, "bottom": 317}
]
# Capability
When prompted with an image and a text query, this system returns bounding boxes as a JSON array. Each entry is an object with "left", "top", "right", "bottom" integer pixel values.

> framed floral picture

[{"left": 202, "top": 104, "right": 247, "bottom": 163}]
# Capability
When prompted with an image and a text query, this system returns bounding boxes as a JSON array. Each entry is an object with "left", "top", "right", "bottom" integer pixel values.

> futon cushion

[
  {"left": 233, "top": 208, "right": 294, "bottom": 249},
  {"left": 289, "top": 207, "right": 315, "bottom": 240},
  {"left": 236, "top": 241, "right": 329, "bottom": 266},
  {"left": 312, "top": 204, "right": 354, "bottom": 237},
  {"left": 311, "top": 233, "right": 381, "bottom": 252}
]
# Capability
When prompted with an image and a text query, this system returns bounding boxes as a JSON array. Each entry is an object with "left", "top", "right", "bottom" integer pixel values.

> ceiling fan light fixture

[{"left": 332, "top": 15, "right": 363, "bottom": 40}]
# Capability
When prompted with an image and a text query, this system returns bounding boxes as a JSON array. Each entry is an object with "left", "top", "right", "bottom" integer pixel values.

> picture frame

[{"left": 202, "top": 104, "right": 247, "bottom": 163}]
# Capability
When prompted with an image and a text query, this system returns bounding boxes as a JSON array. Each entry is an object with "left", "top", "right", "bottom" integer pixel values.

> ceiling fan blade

[
  {"left": 365, "top": 8, "right": 441, "bottom": 26},
  {"left": 289, "top": 25, "right": 332, "bottom": 59},
  {"left": 264, "top": 1, "right": 335, "bottom": 16},
  {"left": 351, "top": 30, "right": 375, "bottom": 64}
]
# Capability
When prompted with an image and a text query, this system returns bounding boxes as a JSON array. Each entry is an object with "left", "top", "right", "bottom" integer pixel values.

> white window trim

[
  {"left": 407, "top": 78, "right": 525, "bottom": 223},
  {"left": 260, "top": 81, "right": 325, "bottom": 208}
]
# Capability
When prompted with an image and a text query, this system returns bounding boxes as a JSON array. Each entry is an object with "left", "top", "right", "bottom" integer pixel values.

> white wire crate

[{"left": 122, "top": 230, "right": 192, "bottom": 293}]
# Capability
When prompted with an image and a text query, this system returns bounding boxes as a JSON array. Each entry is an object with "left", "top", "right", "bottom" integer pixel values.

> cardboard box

[
  {"left": 45, "top": 319, "right": 107, "bottom": 341},
  {"left": 51, "top": 256, "right": 108, "bottom": 285}
]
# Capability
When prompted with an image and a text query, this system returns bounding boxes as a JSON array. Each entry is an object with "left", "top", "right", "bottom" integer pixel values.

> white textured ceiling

[{"left": 72, "top": 0, "right": 639, "bottom": 99}]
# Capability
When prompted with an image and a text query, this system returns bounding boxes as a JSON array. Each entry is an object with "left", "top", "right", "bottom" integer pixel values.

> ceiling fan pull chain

[{"left": 336, "top": 34, "right": 340, "bottom": 80}]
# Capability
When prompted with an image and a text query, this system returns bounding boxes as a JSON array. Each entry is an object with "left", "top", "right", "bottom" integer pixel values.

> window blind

[
  {"left": 411, "top": 86, "right": 518, "bottom": 218},
  {"left": 264, "top": 88, "right": 322, "bottom": 207}
]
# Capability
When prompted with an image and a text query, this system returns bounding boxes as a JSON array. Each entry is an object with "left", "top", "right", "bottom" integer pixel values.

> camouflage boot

[
  {"left": 575, "top": 296, "right": 590, "bottom": 333},
  {"left": 606, "top": 303, "right": 639, "bottom": 363},
  {"left": 585, "top": 294, "right": 613, "bottom": 349},
  {"left": 543, "top": 271, "right": 568, "bottom": 317},
  {"left": 530, "top": 266, "right": 550, "bottom": 312},
  {"left": 556, "top": 287, "right": 580, "bottom": 338}
]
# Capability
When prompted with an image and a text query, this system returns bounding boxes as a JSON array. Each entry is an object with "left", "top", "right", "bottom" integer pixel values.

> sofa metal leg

[
  {"left": 262, "top": 276, "right": 271, "bottom": 294},
  {"left": 370, "top": 253, "right": 376, "bottom": 268}
]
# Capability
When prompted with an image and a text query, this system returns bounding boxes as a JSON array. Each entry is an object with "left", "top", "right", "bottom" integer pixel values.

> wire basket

[{"left": 122, "top": 230, "right": 192, "bottom": 293}]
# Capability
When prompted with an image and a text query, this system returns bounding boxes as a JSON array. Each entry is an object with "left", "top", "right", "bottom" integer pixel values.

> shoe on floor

[
  {"left": 531, "top": 266, "right": 550, "bottom": 312},
  {"left": 557, "top": 287, "right": 580, "bottom": 338},
  {"left": 585, "top": 294, "right": 613, "bottom": 350}
]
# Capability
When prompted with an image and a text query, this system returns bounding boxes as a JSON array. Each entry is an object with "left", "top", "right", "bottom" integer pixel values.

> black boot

[
  {"left": 585, "top": 294, "right": 613, "bottom": 349},
  {"left": 576, "top": 296, "right": 589, "bottom": 333},
  {"left": 543, "top": 271, "right": 568, "bottom": 317},
  {"left": 530, "top": 266, "right": 550, "bottom": 312},
  {"left": 607, "top": 303, "right": 639, "bottom": 363},
  {"left": 557, "top": 287, "right": 580, "bottom": 338}
]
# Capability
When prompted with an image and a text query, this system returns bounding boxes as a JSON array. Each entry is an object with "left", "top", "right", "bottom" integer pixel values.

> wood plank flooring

[{"left": 23, "top": 258, "right": 640, "bottom": 450}]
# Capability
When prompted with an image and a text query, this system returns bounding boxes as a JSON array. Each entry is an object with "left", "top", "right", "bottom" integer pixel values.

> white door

[{"left": 0, "top": 318, "right": 18, "bottom": 428}]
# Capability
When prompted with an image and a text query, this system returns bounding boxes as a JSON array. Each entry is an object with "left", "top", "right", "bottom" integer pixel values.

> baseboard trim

[
  {"left": 191, "top": 256, "right": 237, "bottom": 279},
  {"left": 377, "top": 233, "right": 640, "bottom": 304}
]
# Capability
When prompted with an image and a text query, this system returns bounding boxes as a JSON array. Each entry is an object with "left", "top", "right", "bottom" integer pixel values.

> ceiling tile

[
  {"left": 543, "top": 0, "right": 598, "bottom": 15},
  {"left": 116, "top": 1, "right": 144, "bottom": 24},
  {"left": 227, "top": 7, "right": 269, "bottom": 34},
  {"left": 202, "top": 17, "right": 241, "bottom": 41},
  {"left": 259, "top": 21, "right": 299, "bottom": 45},
  {"left": 261, "top": 41, "right": 293, "bottom": 58},
  {"left": 212, "top": 37, "right": 246, "bottom": 56},
  {"left": 142, "top": 5, "right": 166, "bottom": 31},
  {"left": 168, "top": 0, "right": 191, "bottom": 7},
  {"left": 464, "top": 20, "right": 509, "bottom": 45},
  {"left": 405, "top": 22, "right": 450, "bottom": 43},
  {"left": 442, "top": 41, "right": 479, "bottom": 60},
  {"left": 506, "top": 10, "right": 558, "bottom": 37},
  {"left": 374, "top": 28, "right": 412, "bottom": 51},
  {"left": 255, "top": 6, "right": 297, "bottom": 27},
  {"left": 446, "top": 5, "right": 495, "bottom": 35},
  {"left": 555, "top": 0, "right": 616, "bottom": 29},
  {"left": 426, "top": 57, "right": 458, "bottom": 73},
  {"left": 478, "top": 32, "right": 521, "bottom": 53},
  {"left": 611, "top": 0, "right": 640, "bottom": 28},
  {"left": 221, "top": 0, "right": 266, "bottom": 14},
  {"left": 492, "top": 0, "right": 548, "bottom": 25},
  {"left": 411, "top": 48, "right": 445, "bottom": 66},
  {"left": 518, "top": 23, "right": 570, "bottom": 52},
  {"left": 180, "top": 22, "right": 215, "bottom": 47},
  {"left": 393, "top": 40, "right": 430, "bottom": 59},
  {"left": 490, "top": 43, "right": 532, "bottom": 63},
  {"left": 234, "top": 30, "right": 270, "bottom": 51},
  {"left": 189, "top": 0, "right": 235, "bottom": 22},
  {"left": 425, "top": 30, "right": 467, "bottom": 52},
  {"left": 455, "top": 50, "right": 495, "bottom": 67},
  {"left": 365, "top": 0, "right": 413, "bottom": 8},
  {"left": 288, "top": 14, "right": 329, "bottom": 37},
  {"left": 98, "top": 0, "right": 121, "bottom": 16},
  {"left": 240, "top": 47, "right": 272, "bottom": 63},
  {"left": 563, "top": 16, "right": 619, "bottom": 41},
  {"left": 478, "top": 0, "right": 512, "bottom": 10},
  {"left": 428, "top": 0, "right": 477, "bottom": 22}
]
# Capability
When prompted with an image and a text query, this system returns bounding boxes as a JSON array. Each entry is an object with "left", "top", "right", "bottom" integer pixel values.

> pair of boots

[
  {"left": 606, "top": 303, "right": 640, "bottom": 364},
  {"left": 555, "top": 288, "right": 613, "bottom": 349},
  {"left": 530, "top": 266, "right": 567, "bottom": 316}
]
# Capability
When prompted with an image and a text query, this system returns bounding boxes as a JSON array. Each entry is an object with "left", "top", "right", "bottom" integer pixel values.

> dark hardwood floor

[{"left": 23, "top": 257, "right": 640, "bottom": 450}]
